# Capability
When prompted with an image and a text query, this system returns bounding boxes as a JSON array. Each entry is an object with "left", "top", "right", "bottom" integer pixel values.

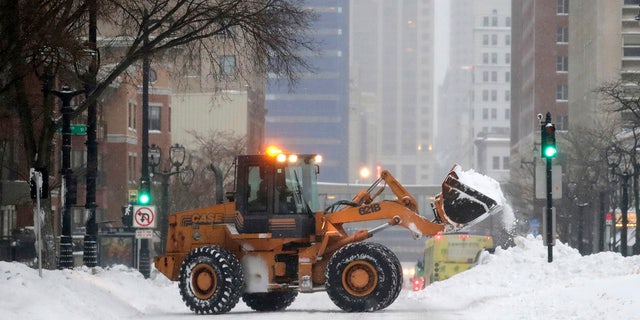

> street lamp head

[
  {"left": 149, "top": 144, "right": 161, "bottom": 168},
  {"left": 170, "top": 143, "right": 186, "bottom": 168}
]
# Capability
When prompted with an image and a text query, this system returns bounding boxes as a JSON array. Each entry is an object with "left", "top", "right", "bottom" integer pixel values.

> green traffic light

[
  {"left": 138, "top": 193, "right": 151, "bottom": 205},
  {"left": 543, "top": 146, "right": 557, "bottom": 158}
]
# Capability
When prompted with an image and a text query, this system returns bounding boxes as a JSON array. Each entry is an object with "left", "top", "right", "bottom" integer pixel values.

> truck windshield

[{"left": 278, "top": 160, "right": 319, "bottom": 214}]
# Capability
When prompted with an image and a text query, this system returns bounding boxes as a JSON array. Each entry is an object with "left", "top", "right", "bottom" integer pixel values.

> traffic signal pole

[
  {"left": 137, "top": 12, "right": 152, "bottom": 279},
  {"left": 541, "top": 112, "right": 557, "bottom": 263},
  {"left": 546, "top": 154, "right": 553, "bottom": 262}
]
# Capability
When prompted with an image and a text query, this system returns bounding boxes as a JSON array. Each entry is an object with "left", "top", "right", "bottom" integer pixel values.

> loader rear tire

[
  {"left": 178, "top": 246, "right": 244, "bottom": 314},
  {"left": 242, "top": 291, "right": 298, "bottom": 311},
  {"left": 325, "top": 242, "right": 403, "bottom": 312}
]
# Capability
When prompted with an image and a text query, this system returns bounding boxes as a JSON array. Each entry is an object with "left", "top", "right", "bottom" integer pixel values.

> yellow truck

[{"left": 414, "top": 233, "right": 494, "bottom": 290}]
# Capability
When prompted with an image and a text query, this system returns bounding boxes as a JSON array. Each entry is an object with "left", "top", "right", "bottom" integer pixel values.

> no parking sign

[{"left": 133, "top": 205, "right": 156, "bottom": 228}]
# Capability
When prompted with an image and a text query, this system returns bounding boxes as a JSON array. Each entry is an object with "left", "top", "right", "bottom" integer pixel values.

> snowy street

[{"left": 2, "top": 236, "right": 640, "bottom": 320}]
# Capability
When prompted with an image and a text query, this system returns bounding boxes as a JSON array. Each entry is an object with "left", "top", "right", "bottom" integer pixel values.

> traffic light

[
  {"left": 138, "top": 181, "right": 151, "bottom": 205},
  {"left": 29, "top": 168, "right": 49, "bottom": 199},
  {"left": 541, "top": 123, "right": 557, "bottom": 159},
  {"left": 121, "top": 204, "right": 133, "bottom": 227}
]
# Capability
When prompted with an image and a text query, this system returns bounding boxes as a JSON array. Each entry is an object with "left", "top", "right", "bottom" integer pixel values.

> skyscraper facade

[{"left": 265, "top": 1, "right": 350, "bottom": 183}]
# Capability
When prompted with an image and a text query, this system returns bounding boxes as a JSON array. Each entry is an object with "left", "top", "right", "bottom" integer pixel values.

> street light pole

[
  {"left": 51, "top": 86, "right": 84, "bottom": 269},
  {"left": 620, "top": 172, "right": 630, "bottom": 257},
  {"left": 83, "top": 0, "right": 99, "bottom": 268},
  {"left": 149, "top": 144, "right": 192, "bottom": 253}
]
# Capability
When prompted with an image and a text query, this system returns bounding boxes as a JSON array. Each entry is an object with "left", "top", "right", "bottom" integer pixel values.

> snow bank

[{"left": 408, "top": 235, "right": 640, "bottom": 319}]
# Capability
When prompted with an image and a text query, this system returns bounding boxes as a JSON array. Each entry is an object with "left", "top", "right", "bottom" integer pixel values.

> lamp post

[
  {"left": 568, "top": 182, "right": 589, "bottom": 255},
  {"left": 83, "top": 0, "right": 99, "bottom": 268},
  {"left": 51, "top": 86, "right": 84, "bottom": 269},
  {"left": 608, "top": 162, "right": 632, "bottom": 257},
  {"left": 149, "top": 144, "right": 193, "bottom": 252}
]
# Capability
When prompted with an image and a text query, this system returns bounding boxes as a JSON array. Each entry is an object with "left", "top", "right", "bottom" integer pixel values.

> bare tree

[
  {"left": 169, "top": 130, "right": 247, "bottom": 212},
  {"left": 0, "top": 0, "right": 315, "bottom": 268}
]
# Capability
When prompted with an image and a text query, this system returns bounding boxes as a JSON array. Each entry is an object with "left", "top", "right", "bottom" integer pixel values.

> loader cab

[{"left": 235, "top": 151, "right": 321, "bottom": 238}]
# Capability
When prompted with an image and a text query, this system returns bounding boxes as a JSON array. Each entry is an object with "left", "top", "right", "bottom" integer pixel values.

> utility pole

[{"left": 51, "top": 86, "right": 84, "bottom": 269}]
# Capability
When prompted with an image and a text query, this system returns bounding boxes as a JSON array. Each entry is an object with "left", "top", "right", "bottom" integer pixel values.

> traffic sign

[
  {"left": 56, "top": 124, "right": 87, "bottom": 135},
  {"left": 133, "top": 205, "right": 156, "bottom": 228},
  {"left": 135, "top": 229, "right": 154, "bottom": 239},
  {"left": 535, "top": 165, "right": 562, "bottom": 199}
]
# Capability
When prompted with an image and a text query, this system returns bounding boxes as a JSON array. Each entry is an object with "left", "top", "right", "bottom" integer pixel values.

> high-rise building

[
  {"left": 437, "top": 0, "right": 511, "bottom": 183},
  {"left": 511, "top": 0, "right": 569, "bottom": 175},
  {"left": 350, "top": 0, "right": 436, "bottom": 184},
  {"left": 265, "top": 1, "right": 350, "bottom": 183}
]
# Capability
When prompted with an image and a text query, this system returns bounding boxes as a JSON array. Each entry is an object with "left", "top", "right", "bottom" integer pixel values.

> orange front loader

[{"left": 154, "top": 150, "right": 501, "bottom": 314}]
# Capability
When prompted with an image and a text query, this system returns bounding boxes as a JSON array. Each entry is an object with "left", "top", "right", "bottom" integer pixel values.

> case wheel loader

[{"left": 154, "top": 148, "right": 502, "bottom": 314}]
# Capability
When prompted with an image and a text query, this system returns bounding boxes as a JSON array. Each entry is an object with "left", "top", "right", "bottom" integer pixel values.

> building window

[
  {"left": 504, "top": 108, "right": 510, "bottom": 120},
  {"left": 622, "top": 34, "right": 640, "bottom": 57},
  {"left": 149, "top": 68, "right": 157, "bottom": 83},
  {"left": 483, "top": 71, "right": 489, "bottom": 82},
  {"left": 150, "top": 105, "right": 161, "bottom": 131},
  {"left": 483, "top": 90, "right": 489, "bottom": 101},
  {"left": 492, "top": 156, "right": 500, "bottom": 170},
  {"left": 128, "top": 154, "right": 136, "bottom": 182},
  {"left": 505, "top": 34, "right": 511, "bottom": 45},
  {"left": 506, "top": 17, "right": 511, "bottom": 27},
  {"left": 219, "top": 55, "right": 236, "bottom": 78},
  {"left": 491, "top": 71, "right": 497, "bottom": 82},
  {"left": 483, "top": 34, "right": 489, "bottom": 45},
  {"left": 556, "top": 56, "right": 569, "bottom": 72},
  {"left": 72, "top": 150, "right": 86, "bottom": 169},
  {"left": 483, "top": 16, "right": 489, "bottom": 27},
  {"left": 491, "top": 34, "right": 498, "bottom": 46},
  {"left": 491, "top": 108, "right": 497, "bottom": 119},
  {"left": 503, "top": 156, "right": 510, "bottom": 170},
  {"left": 491, "top": 52, "right": 498, "bottom": 64},
  {"left": 556, "top": 84, "right": 568, "bottom": 100},
  {"left": 483, "top": 108, "right": 489, "bottom": 120},
  {"left": 556, "top": 27, "right": 568, "bottom": 43},
  {"left": 128, "top": 102, "right": 136, "bottom": 130},
  {"left": 505, "top": 90, "right": 511, "bottom": 101},
  {"left": 483, "top": 52, "right": 489, "bottom": 64},
  {"left": 491, "top": 16, "right": 498, "bottom": 27},
  {"left": 557, "top": 0, "right": 569, "bottom": 14},
  {"left": 491, "top": 90, "right": 497, "bottom": 101},
  {"left": 505, "top": 71, "right": 511, "bottom": 82}
]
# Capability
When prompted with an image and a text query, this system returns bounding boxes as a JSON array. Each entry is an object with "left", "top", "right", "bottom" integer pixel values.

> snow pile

[{"left": 408, "top": 235, "right": 640, "bottom": 319}]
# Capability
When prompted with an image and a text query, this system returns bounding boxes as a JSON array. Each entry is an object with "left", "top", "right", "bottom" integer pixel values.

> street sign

[
  {"left": 128, "top": 189, "right": 138, "bottom": 202},
  {"left": 56, "top": 124, "right": 87, "bottom": 135},
  {"left": 535, "top": 165, "right": 562, "bottom": 199},
  {"left": 133, "top": 205, "right": 156, "bottom": 228},
  {"left": 542, "top": 207, "right": 557, "bottom": 246},
  {"left": 135, "top": 229, "right": 154, "bottom": 239}
]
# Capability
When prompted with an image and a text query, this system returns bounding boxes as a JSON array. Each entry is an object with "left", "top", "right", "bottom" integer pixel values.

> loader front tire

[
  {"left": 242, "top": 291, "right": 298, "bottom": 311},
  {"left": 178, "top": 246, "right": 244, "bottom": 314},
  {"left": 325, "top": 242, "right": 403, "bottom": 312}
]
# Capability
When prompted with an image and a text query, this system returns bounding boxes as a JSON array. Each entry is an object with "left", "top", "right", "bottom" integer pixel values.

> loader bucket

[{"left": 433, "top": 169, "right": 501, "bottom": 228}]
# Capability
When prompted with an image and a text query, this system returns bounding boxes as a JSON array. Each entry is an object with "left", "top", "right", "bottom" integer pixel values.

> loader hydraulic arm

[
  {"left": 324, "top": 169, "right": 444, "bottom": 238},
  {"left": 350, "top": 170, "right": 418, "bottom": 213}
]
